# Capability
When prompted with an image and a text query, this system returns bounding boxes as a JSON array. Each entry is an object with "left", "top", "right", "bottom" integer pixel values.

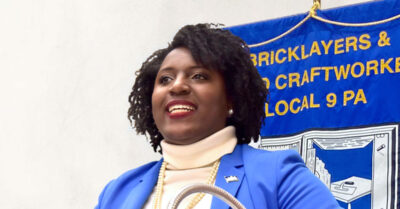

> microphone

[{"left": 167, "top": 183, "right": 246, "bottom": 209}]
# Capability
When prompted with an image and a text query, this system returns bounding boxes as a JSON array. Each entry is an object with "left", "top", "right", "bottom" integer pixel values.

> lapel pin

[{"left": 224, "top": 175, "right": 239, "bottom": 183}]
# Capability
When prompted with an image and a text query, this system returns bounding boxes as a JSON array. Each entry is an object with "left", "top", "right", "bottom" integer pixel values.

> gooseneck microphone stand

[{"left": 167, "top": 184, "right": 246, "bottom": 209}]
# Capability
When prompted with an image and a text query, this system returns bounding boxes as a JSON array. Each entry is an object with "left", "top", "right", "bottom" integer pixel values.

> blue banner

[{"left": 229, "top": 1, "right": 400, "bottom": 208}]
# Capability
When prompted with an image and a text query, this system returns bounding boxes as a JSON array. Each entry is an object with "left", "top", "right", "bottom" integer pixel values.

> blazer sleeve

[
  {"left": 93, "top": 161, "right": 160, "bottom": 209},
  {"left": 276, "top": 150, "right": 342, "bottom": 209},
  {"left": 94, "top": 180, "right": 114, "bottom": 209}
]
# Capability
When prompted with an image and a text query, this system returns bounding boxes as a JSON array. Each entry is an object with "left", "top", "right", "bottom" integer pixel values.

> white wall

[{"left": 0, "top": 0, "right": 372, "bottom": 208}]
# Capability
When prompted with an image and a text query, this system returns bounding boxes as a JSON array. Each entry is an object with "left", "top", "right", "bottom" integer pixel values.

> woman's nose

[{"left": 169, "top": 77, "right": 190, "bottom": 95}]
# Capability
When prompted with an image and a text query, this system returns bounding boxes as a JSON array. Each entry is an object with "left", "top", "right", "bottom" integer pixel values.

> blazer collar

[
  {"left": 122, "top": 160, "right": 163, "bottom": 209},
  {"left": 121, "top": 145, "right": 244, "bottom": 209},
  {"left": 211, "top": 144, "right": 245, "bottom": 209}
]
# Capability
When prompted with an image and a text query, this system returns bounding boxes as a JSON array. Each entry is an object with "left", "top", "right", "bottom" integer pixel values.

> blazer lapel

[
  {"left": 122, "top": 160, "right": 162, "bottom": 209},
  {"left": 211, "top": 145, "right": 244, "bottom": 209}
]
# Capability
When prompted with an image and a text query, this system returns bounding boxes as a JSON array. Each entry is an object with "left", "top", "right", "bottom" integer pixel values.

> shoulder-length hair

[{"left": 128, "top": 23, "right": 268, "bottom": 152}]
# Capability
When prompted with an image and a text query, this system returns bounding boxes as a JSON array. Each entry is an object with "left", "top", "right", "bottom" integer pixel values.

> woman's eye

[
  {"left": 192, "top": 73, "right": 207, "bottom": 80},
  {"left": 159, "top": 76, "right": 172, "bottom": 84}
]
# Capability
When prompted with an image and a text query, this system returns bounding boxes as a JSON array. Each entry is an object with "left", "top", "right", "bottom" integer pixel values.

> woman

[{"left": 95, "top": 24, "right": 341, "bottom": 209}]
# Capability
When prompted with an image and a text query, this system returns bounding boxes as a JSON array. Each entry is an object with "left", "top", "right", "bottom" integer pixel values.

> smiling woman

[
  {"left": 127, "top": 24, "right": 267, "bottom": 153},
  {"left": 152, "top": 47, "right": 230, "bottom": 145},
  {"left": 94, "top": 24, "right": 342, "bottom": 209}
]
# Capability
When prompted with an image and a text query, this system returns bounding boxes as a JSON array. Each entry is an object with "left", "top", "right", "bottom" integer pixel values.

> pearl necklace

[{"left": 153, "top": 160, "right": 221, "bottom": 209}]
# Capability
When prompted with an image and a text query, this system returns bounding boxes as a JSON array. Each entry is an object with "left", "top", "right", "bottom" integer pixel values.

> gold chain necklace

[{"left": 153, "top": 160, "right": 220, "bottom": 209}]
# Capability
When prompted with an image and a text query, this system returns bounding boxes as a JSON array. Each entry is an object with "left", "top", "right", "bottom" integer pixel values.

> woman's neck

[{"left": 160, "top": 126, "right": 237, "bottom": 170}]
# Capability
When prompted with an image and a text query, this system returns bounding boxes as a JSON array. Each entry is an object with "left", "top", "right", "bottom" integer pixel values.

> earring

[{"left": 228, "top": 109, "right": 234, "bottom": 116}]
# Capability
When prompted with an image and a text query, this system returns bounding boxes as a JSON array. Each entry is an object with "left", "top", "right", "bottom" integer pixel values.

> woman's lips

[
  {"left": 167, "top": 110, "right": 195, "bottom": 118},
  {"left": 166, "top": 100, "right": 196, "bottom": 119}
]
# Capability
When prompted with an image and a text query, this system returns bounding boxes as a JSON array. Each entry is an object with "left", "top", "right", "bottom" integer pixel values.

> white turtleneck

[{"left": 143, "top": 126, "right": 237, "bottom": 209}]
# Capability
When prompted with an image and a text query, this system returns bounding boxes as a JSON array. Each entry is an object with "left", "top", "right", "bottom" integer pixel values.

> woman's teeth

[{"left": 168, "top": 105, "right": 195, "bottom": 113}]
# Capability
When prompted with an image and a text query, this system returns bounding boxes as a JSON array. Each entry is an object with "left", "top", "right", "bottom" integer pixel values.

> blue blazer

[{"left": 95, "top": 144, "right": 342, "bottom": 209}]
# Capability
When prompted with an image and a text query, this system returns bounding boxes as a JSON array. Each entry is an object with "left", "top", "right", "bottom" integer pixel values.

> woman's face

[{"left": 151, "top": 47, "right": 230, "bottom": 145}]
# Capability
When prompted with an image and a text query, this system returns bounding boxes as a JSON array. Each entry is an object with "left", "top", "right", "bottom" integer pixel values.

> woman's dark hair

[{"left": 128, "top": 23, "right": 268, "bottom": 152}]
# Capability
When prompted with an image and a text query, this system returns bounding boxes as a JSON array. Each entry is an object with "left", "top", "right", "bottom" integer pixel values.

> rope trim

[
  {"left": 248, "top": 14, "right": 311, "bottom": 48},
  {"left": 312, "top": 13, "right": 400, "bottom": 27},
  {"left": 248, "top": 1, "right": 400, "bottom": 48}
]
